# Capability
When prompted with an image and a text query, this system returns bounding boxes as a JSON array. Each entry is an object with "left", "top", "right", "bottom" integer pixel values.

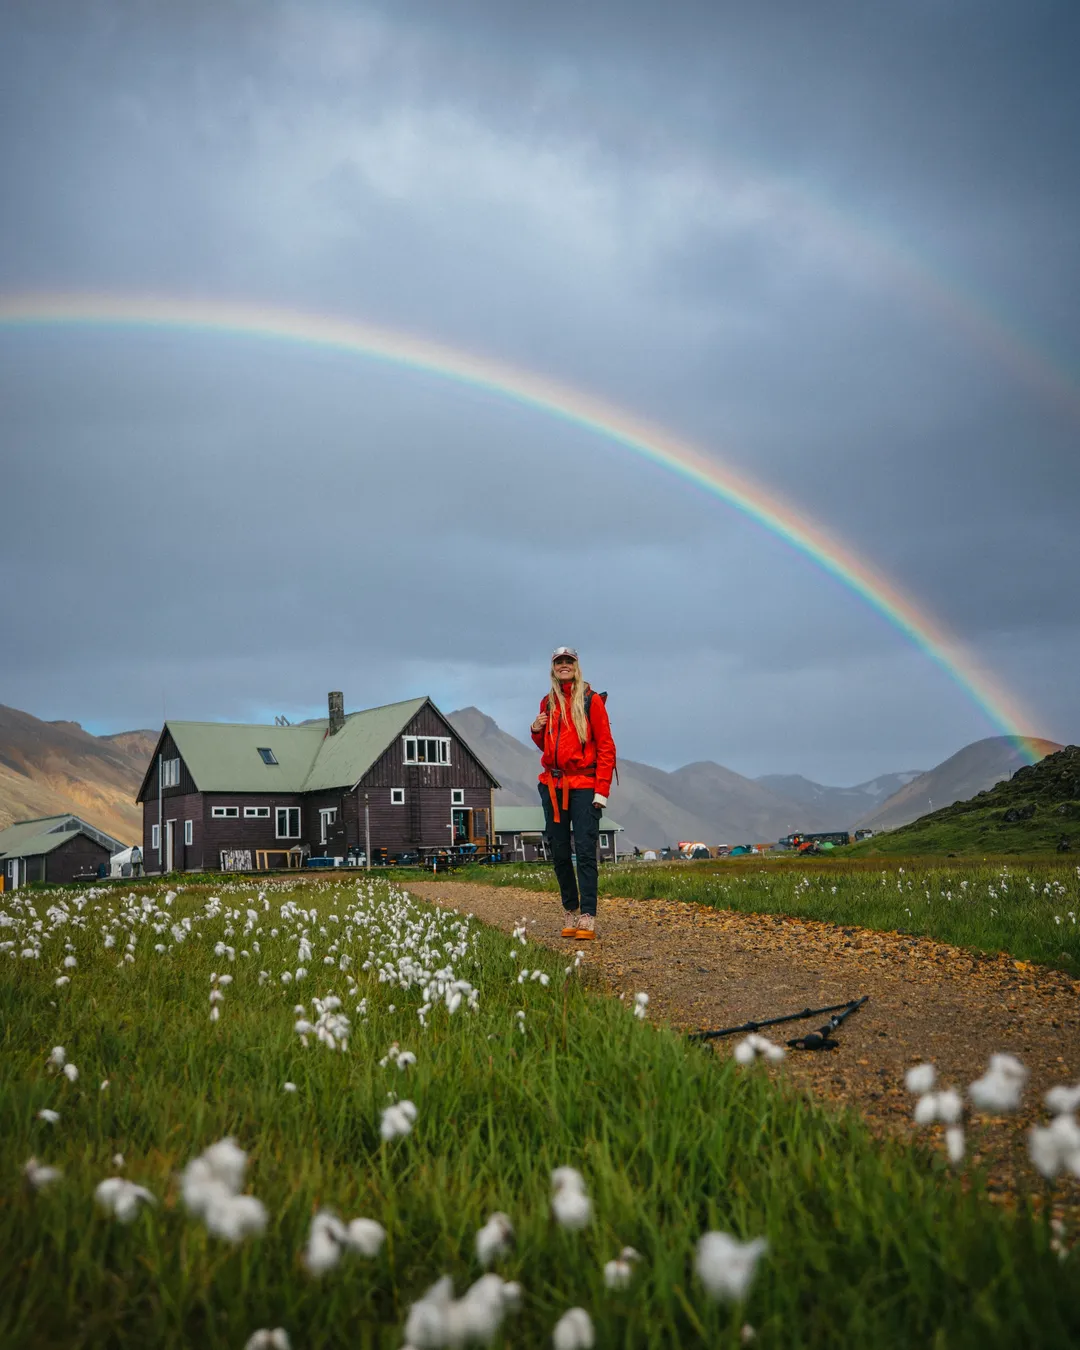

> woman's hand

[{"left": 531, "top": 712, "right": 548, "bottom": 734}]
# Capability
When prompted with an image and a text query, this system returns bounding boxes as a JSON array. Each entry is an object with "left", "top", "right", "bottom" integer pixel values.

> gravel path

[{"left": 405, "top": 879, "right": 1080, "bottom": 1212}]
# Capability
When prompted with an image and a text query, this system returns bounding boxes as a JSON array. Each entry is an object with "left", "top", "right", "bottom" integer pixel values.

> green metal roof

[
  {"left": 163, "top": 698, "right": 432, "bottom": 794},
  {"left": 0, "top": 816, "right": 115, "bottom": 860},
  {"left": 494, "top": 807, "right": 623, "bottom": 834}
]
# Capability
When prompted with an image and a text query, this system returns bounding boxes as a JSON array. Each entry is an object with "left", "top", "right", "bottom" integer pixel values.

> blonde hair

[{"left": 548, "top": 664, "right": 589, "bottom": 743}]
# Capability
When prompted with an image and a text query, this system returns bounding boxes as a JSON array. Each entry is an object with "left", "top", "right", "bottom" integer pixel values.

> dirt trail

[{"left": 406, "top": 879, "right": 1080, "bottom": 1211}]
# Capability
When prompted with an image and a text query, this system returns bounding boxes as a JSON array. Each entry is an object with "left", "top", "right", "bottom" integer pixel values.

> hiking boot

[
  {"left": 561, "top": 910, "right": 581, "bottom": 937},
  {"left": 576, "top": 914, "right": 597, "bottom": 940}
]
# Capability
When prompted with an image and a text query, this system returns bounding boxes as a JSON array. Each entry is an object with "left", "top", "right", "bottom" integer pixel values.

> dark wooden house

[
  {"left": 136, "top": 693, "right": 500, "bottom": 873},
  {"left": 493, "top": 807, "right": 623, "bottom": 863},
  {"left": 0, "top": 814, "right": 128, "bottom": 889}
]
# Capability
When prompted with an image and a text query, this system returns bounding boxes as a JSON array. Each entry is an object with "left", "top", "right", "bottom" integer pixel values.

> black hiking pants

[{"left": 539, "top": 783, "right": 601, "bottom": 917}]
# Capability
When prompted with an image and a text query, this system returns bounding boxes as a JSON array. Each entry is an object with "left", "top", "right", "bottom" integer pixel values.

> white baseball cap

[{"left": 551, "top": 646, "right": 579, "bottom": 662}]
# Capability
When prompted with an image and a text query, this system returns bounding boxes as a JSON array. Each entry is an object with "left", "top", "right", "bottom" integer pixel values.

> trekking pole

[
  {"left": 689, "top": 997, "right": 867, "bottom": 1044},
  {"left": 786, "top": 995, "right": 868, "bottom": 1051}
]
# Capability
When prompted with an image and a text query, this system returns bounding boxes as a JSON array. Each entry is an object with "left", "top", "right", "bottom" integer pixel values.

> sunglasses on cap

[{"left": 552, "top": 654, "right": 577, "bottom": 664}]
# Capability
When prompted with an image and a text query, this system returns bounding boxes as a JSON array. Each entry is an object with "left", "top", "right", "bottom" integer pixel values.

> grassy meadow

[
  {"left": 2, "top": 876, "right": 1079, "bottom": 1348},
  {"left": 453, "top": 858, "right": 1080, "bottom": 972}
]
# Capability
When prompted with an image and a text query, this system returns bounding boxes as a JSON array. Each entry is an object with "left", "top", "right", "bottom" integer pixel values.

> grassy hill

[{"left": 847, "top": 743, "right": 1080, "bottom": 856}]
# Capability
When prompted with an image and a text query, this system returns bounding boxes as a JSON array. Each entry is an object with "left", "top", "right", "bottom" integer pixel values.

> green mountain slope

[{"left": 848, "top": 743, "right": 1080, "bottom": 856}]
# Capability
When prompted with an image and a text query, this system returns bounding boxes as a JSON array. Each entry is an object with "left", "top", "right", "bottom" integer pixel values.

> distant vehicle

[
  {"left": 854, "top": 829, "right": 875, "bottom": 841},
  {"left": 781, "top": 831, "right": 852, "bottom": 851}
]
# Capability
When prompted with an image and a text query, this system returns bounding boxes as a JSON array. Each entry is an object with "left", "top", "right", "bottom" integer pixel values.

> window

[
  {"left": 599, "top": 833, "right": 609, "bottom": 849},
  {"left": 402, "top": 736, "right": 450, "bottom": 766},
  {"left": 390, "top": 788, "right": 405, "bottom": 806},
  {"left": 161, "top": 757, "right": 180, "bottom": 788},
  {"left": 451, "top": 789, "right": 465, "bottom": 806},
  {"left": 257, "top": 747, "right": 278, "bottom": 765},
  {"left": 151, "top": 823, "right": 160, "bottom": 850},
  {"left": 184, "top": 820, "right": 193, "bottom": 846},
  {"left": 276, "top": 806, "right": 301, "bottom": 839},
  {"left": 244, "top": 806, "right": 271, "bottom": 818},
  {"left": 212, "top": 806, "right": 240, "bottom": 819},
  {"left": 319, "top": 808, "right": 338, "bottom": 844}
]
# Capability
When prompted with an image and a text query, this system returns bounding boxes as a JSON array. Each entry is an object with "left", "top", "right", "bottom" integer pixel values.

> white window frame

[
  {"left": 599, "top": 833, "right": 609, "bottom": 849},
  {"left": 402, "top": 735, "right": 451, "bottom": 766},
  {"left": 184, "top": 819, "right": 193, "bottom": 846},
  {"left": 151, "top": 823, "right": 160, "bottom": 850},
  {"left": 212, "top": 806, "right": 239, "bottom": 819},
  {"left": 451, "top": 788, "right": 465, "bottom": 806},
  {"left": 161, "top": 757, "right": 180, "bottom": 788},
  {"left": 275, "top": 806, "right": 301, "bottom": 839},
  {"left": 319, "top": 807, "right": 338, "bottom": 844},
  {"left": 390, "top": 788, "right": 405, "bottom": 806},
  {"left": 244, "top": 806, "right": 271, "bottom": 819}
]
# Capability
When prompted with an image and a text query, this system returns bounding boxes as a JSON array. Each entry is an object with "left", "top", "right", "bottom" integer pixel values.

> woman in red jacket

[{"left": 531, "top": 646, "right": 616, "bottom": 940}]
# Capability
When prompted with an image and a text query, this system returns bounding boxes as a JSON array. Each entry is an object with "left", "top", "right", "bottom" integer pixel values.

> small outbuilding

[
  {"left": 0, "top": 815, "right": 129, "bottom": 889},
  {"left": 493, "top": 806, "right": 623, "bottom": 862}
]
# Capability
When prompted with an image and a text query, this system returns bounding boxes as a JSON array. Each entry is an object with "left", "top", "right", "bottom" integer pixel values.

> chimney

[{"left": 328, "top": 691, "right": 345, "bottom": 736}]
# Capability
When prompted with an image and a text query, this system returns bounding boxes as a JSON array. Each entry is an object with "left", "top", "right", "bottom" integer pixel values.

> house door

[
  {"left": 451, "top": 809, "right": 471, "bottom": 845},
  {"left": 165, "top": 820, "right": 175, "bottom": 872}
]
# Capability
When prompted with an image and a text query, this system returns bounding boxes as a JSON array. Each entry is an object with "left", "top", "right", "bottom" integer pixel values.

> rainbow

[{"left": 0, "top": 291, "right": 1046, "bottom": 758}]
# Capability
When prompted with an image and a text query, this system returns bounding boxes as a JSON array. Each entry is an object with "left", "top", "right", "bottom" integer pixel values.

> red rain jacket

[{"left": 532, "top": 683, "right": 616, "bottom": 811}]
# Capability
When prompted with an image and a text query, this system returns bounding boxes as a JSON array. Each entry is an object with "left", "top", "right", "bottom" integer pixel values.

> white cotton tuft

[
  {"left": 695, "top": 1232, "right": 768, "bottom": 1302},
  {"left": 47, "top": 1046, "right": 66, "bottom": 1069},
  {"left": 1028, "top": 1114, "right": 1080, "bottom": 1179},
  {"left": 475, "top": 1211, "right": 514, "bottom": 1267},
  {"left": 404, "top": 1275, "right": 455, "bottom": 1348},
  {"left": 304, "top": 1210, "right": 347, "bottom": 1275},
  {"left": 603, "top": 1258, "right": 633, "bottom": 1290},
  {"left": 203, "top": 1192, "right": 268, "bottom": 1242},
  {"left": 552, "top": 1306, "right": 595, "bottom": 1350},
  {"left": 904, "top": 1063, "right": 937, "bottom": 1095},
  {"left": 734, "top": 1033, "right": 786, "bottom": 1065},
  {"left": 945, "top": 1126, "right": 966, "bottom": 1165},
  {"left": 380, "top": 1100, "right": 417, "bottom": 1140},
  {"left": 969, "top": 1054, "right": 1028, "bottom": 1113},
  {"left": 283, "top": 1081, "right": 298, "bottom": 1093},
  {"left": 62, "top": 1063, "right": 79, "bottom": 1082},
  {"left": 345, "top": 1217, "right": 386, "bottom": 1257},
  {"left": 37, "top": 1109, "right": 60, "bottom": 1124},
  {"left": 1045, "top": 1083, "right": 1080, "bottom": 1115},
  {"left": 95, "top": 1176, "right": 156, "bottom": 1222},
  {"left": 244, "top": 1330, "right": 291, "bottom": 1350},
  {"left": 913, "top": 1089, "right": 963, "bottom": 1125},
  {"left": 551, "top": 1168, "right": 591, "bottom": 1230},
  {"left": 23, "top": 1157, "right": 62, "bottom": 1190}
]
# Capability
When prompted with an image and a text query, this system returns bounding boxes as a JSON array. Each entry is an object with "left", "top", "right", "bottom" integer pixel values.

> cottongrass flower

[
  {"left": 404, "top": 1273, "right": 520, "bottom": 1348},
  {"left": 633, "top": 992, "right": 649, "bottom": 1020},
  {"left": 475, "top": 1212, "right": 514, "bottom": 1267},
  {"left": 47, "top": 1046, "right": 66, "bottom": 1070},
  {"left": 112, "top": 1153, "right": 125, "bottom": 1168},
  {"left": 100, "top": 1079, "right": 110, "bottom": 1091},
  {"left": 62, "top": 1063, "right": 79, "bottom": 1083},
  {"left": 23, "top": 1158, "right": 62, "bottom": 1190},
  {"left": 244, "top": 1330, "right": 291, "bottom": 1350},
  {"left": 552, "top": 1307, "right": 595, "bottom": 1350},
  {"left": 904, "top": 1063, "right": 937, "bottom": 1095},
  {"left": 380, "top": 1099, "right": 418, "bottom": 1141},
  {"left": 968, "top": 1053, "right": 1028, "bottom": 1114},
  {"left": 95, "top": 1176, "right": 156, "bottom": 1222},
  {"left": 1028, "top": 1114, "right": 1080, "bottom": 1179},
  {"left": 1045, "top": 1082, "right": 1080, "bottom": 1114},
  {"left": 54, "top": 976, "right": 70, "bottom": 987},
  {"left": 303, "top": 1209, "right": 385, "bottom": 1274},
  {"left": 733, "top": 1034, "right": 785, "bottom": 1065},
  {"left": 695, "top": 1232, "right": 768, "bottom": 1301},
  {"left": 283, "top": 1081, "right": 298, "bottom": 1093},
  {"left": 913, "top": 1089, "right": 963, "bottom": 1125},
  {"left": 37, "top": 1109, "right": 60, "bottom": 1125},
  {"left": 181, "top": 1137, "right": 268, "bottom": 1243},
  {"left": 551, "top": 1167, "right": 591, "bottom": 1230},
  {"left": 945, "top": 1126, "right": 966, "bottom": 1165}
]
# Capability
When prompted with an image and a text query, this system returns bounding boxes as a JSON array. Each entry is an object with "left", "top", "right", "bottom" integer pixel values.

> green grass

[
  {"left": 2, "top": 876, "right": 1078, "bottom": 1348},
  {"left": 451, "top": 857, "right": 1080, "bottom": 972}
]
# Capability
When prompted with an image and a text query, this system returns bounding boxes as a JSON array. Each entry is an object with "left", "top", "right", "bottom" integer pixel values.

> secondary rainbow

[{"left": 0, "top": 291, "right": 1045, "bottom": 759}]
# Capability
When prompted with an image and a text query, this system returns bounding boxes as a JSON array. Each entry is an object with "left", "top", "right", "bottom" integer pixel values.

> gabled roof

[
  {"left": 0, "top": 814, "right": 124, "bottom": 859},
  {"left": 494, "top": 807, "right": 623, "bottom": 834},
  {"left": 143, "top": 697, "right": 497, "bottom": 797}
]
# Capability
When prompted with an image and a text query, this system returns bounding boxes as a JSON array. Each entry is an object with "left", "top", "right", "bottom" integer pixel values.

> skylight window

[{"left": 257, "top": 747, "right": 279, "bottom": 765}]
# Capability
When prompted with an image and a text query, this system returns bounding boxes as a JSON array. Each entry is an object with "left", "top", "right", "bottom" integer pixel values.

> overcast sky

[{"left": 1, "top": 0, "right": 1077, "bottom": 785}]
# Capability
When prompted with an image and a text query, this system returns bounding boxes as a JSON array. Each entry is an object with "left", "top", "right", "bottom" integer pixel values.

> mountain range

[{"left": 0, "top": 701, "right": 1064, "bottom": 853}]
